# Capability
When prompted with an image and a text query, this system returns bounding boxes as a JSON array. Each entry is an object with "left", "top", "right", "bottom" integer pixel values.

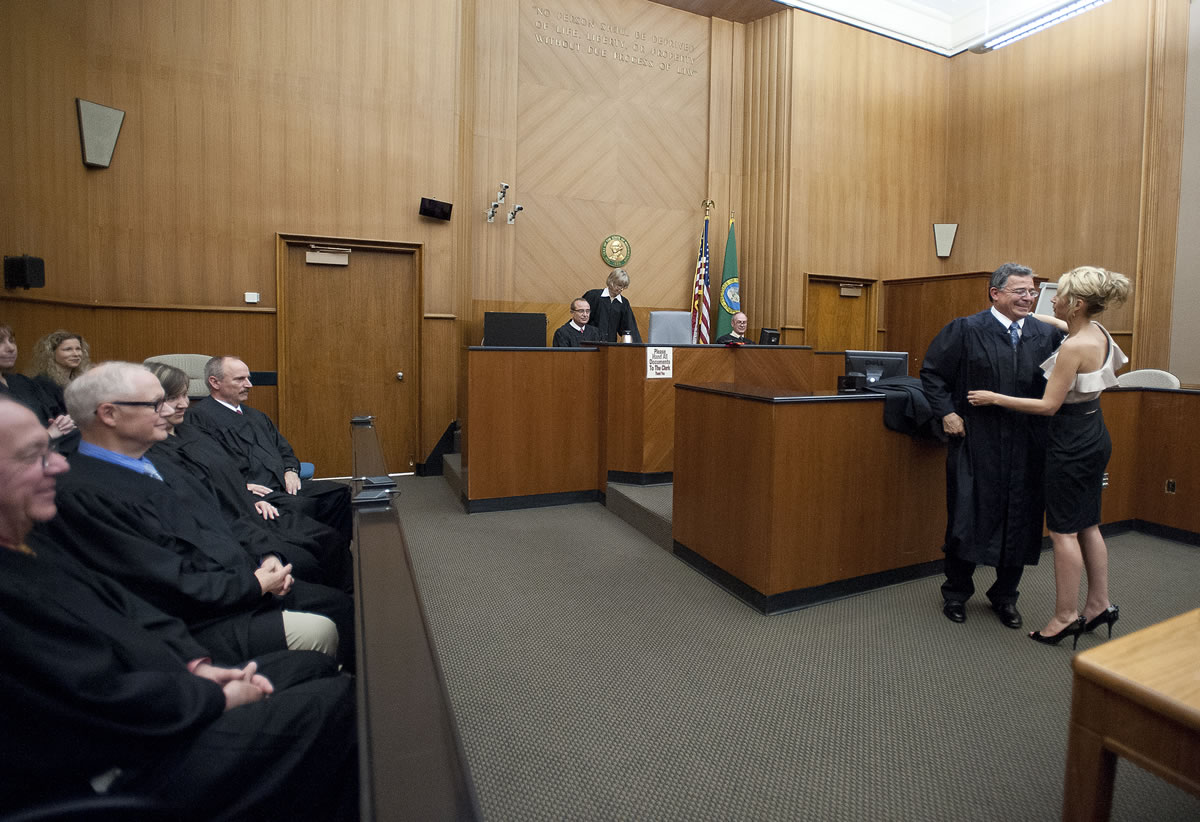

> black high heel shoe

[
  {"left": 1082, "top": 604, "right": 1120, "bottom": 638},
  {"left": 1029, "top": 617, "right": 1086, "bottom": 649}
]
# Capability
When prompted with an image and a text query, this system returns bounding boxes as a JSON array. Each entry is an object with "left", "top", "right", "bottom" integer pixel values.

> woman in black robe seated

[
  {"left": 29, "top": 328, "right": 92, "bottom": 387},
  {"left": 0, "top": 323, "right": 78, "bottom": 450}
]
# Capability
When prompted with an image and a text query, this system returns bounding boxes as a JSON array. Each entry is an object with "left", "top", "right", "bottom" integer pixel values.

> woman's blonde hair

[
  {"left": 606, "top": 268, "right": 630, "bottom": 291},
  {"left": 1055, "top": 266, "right": 1131, "bottom": 318},
  {"left": 29, "top": 330, "right": 91, "bottom": 387}
]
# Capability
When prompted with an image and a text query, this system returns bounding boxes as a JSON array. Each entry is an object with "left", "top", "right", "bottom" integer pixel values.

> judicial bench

[{"left": 464, "top": 343, "right": 1199, "bottom": 612}]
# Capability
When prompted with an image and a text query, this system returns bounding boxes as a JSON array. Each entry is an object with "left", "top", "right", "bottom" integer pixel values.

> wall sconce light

[
  {"left": 933, "top": 224, "right": 958, "bottom": 258},
  {"left": 497, "top": 182, "right": 509, "bottom": 204},
  {"left": 507, "top": 205, "right": 523, "bottom": 224},
  {"left": 486, "top": 202, "right": 499, "bottom": 223}
]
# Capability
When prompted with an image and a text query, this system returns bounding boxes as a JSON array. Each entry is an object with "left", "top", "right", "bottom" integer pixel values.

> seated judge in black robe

[
  {"left": 0, "top": 546, "right": 357, "bottom": 821},
  {"left": 38, "top": 449, "right": 356, "bottom": 670},
  {"left": 714, "top": 312, "right": 753, "bottom": 345},
  {"left": 0, "top": 322, "right": 79, "bottom": 451},
  {"left": 146, "top": 362, "right": 352, "bottom": 592},
  {"left": 921, "top": 265, "right": 1063, "bottom": 611},
  {"left": 185, "top": 356, "right": 352, "bottom": 545},
  {"left": 583, "top": 268, "right": 642, "bottom": 342},
  {"left": 0, "top": 395, "right": 357, "bottom": 821},
  {"left": 552, "top": 299, "right": 602, "bottom": 348}
]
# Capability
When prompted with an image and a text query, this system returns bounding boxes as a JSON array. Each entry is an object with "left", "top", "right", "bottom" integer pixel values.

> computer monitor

[
  {"left": 844, "top": 350, "right": 908, "bottom": 384},
  {"left": 758, "top": 328, "right": 781, "bottom": 345},
  {"left": 482, "top": 312, "right": 547, "bottom": 347},
  {"left": 648, "top": 311, "right": 693, "bottom": 345}
]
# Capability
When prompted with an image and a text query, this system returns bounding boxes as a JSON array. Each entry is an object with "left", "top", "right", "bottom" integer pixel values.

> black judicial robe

[
  {"left": 920, "top": 311, "right": 1062, "bottom": 567},
  {"left": 35, "top": 453, "right": 355, "bottom": 668},
  {"left": 185, "top": 398, "right": 352, "bottom": 544},
  {"left": 583, "top": 288, "right": 642, "bottom": 343},
  {"left": 714, "top": 333, "right": 752, "bottom": 345},
  {"left": 0, "top": 372, "right": 80, "bottom": 452},
  {"left": 150, "top": 426, "right": 351, "bottom": 591},
  {"left": 0, "top": 546, "right": 356, "bottom": 821},
  {"left": 552, "top": 321, "right": 601, "bottom": 348}
]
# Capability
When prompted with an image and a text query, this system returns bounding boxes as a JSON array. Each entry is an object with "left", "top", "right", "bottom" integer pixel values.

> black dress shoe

[
  {"left": 991, "top": 602, "right": 1022, "bottom": 629},
  {"left": 943, "top": 602, "right": 966, "bottom": 623}
]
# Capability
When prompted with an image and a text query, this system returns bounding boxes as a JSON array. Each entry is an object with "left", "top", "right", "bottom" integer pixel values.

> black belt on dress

[{"left": 1056, "top": 398, "right": 1101, "bottom": 416}]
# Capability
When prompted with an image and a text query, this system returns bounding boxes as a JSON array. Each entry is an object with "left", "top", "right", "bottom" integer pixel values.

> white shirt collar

[
  {"left": 991, "top": 306, "right": 1023, "bottom": 331},
  {"left": 600, "top": 288, "right": 624, "bottom": 303},
  {"left": 569, "top": 320, "right": 586, "bottom": 332},
  {"left": 213, "top": 398, "right": 243, "bottom": 413}
]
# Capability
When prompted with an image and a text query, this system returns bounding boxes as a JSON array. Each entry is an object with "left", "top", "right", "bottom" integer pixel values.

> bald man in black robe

[{"left": 185, "top": 356, "right": 353, "bottom": 547}]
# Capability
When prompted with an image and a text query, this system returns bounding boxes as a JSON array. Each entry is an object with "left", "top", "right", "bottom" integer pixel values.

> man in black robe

[
  {"left": 0, "top": 396, "right": 358, "bottom": 821},
  {"left": 921, "top": 263, "right": 1062, "bottom": 628},
  {"left": 151, "top": 420, "right": 351, "bottom": 591},
  {"left": 714, "top": 312, "right": 753, "bottom": 345},
  {"left": 184, "top": 355, "right": 352, "bottom": 547},
  {"left": 34, "top": 363, "right": 355, "bottom": 670},
  {"left": 552, "top": 299, "right": 602, "bottom": 347}
]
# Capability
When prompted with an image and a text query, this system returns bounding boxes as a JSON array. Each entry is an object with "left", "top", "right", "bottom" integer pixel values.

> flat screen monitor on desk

[
  {"left": 758, "top": 328, "right": 781, "bottom": 345},
  {"left": 845, "top": 350, "right": 908, "bottom": 384},
  {"left": 482, "top": 312, "right": 546, "bottom": 347}
]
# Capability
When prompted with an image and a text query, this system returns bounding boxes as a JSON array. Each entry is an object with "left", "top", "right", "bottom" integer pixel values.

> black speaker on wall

[
  {"left": 419, "top": 197, "right": 453, "bottom": 221},
  {"left": 4, "top": 255, "right": 45, "bottom": 289}
]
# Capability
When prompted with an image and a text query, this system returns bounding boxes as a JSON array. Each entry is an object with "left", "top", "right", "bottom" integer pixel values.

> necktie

[
  {"left": 1009, "top": 323, "right": 1020, "bottom": 351},
  {"left": 235, "top": 407, "right": 243, "bottom": 415},
  {"left": 142, "top": 461, "right": 163, "bottom": 481}
]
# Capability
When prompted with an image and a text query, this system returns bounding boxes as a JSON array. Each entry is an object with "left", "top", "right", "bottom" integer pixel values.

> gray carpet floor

[{"left": 392, "top": 475, "right": 1200, "bottom": 821}]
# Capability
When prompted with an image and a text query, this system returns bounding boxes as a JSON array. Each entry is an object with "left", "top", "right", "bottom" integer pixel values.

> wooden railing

[{"left": 349, "top": 417, "right": 480, "bottom": 821}]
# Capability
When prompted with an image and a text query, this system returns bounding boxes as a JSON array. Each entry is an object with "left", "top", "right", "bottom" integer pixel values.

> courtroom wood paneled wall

[{"left": 2, "top": 0, "right": 1190, "bottom": 451}]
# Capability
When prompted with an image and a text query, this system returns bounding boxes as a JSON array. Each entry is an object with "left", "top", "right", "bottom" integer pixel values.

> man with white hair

[
  {"left": 0, "top": 395, "right": 358, "bottom": 820},
  {"left": 33, "top": 362, "right": 354, "bottom": 669}
]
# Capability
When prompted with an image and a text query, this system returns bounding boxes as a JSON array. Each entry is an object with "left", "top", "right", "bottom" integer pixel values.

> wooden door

[
  {"left": 279, "top": 239, "right": 419, "bottom": 477},
  {"left": 804, "top": 276, "right": 876, "bottom": 351}
]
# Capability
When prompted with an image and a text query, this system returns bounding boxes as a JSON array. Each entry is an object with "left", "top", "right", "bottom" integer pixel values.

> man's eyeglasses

[
  {"left": 1000, "top": 288, "right": 1040, "bottom": 298},
  {"left": 572, "top": 308, "right": 591, "bottom": 314},
  {"left": 108, "top": 397, "right": 168, "bottom": 412}
]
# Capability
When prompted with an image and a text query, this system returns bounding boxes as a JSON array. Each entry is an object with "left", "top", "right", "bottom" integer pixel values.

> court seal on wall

[{"left": 601, "top": 234, "right": 631, "bottom": 268}]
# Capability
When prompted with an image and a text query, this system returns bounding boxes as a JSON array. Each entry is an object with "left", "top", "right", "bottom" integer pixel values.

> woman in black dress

[{"left": 968, "top": 266, "right": 1131, "bottom": 647}]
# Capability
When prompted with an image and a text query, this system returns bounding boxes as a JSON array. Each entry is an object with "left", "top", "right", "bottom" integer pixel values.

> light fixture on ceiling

[{"left": 969, "top": 0, "right": 1112, "bottom": 54}]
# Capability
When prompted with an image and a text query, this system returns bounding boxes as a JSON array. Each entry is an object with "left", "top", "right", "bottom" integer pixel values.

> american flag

[{"left": 690, "top": 215, "right": 711, "bottom": 344}]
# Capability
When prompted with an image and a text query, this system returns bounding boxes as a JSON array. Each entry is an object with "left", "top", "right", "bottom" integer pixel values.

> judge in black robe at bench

[
  {"left": 921, "top": 263, "right": 1063, "bottom": 628},
  {"left": 34, "top": 363, "right": 355, "bottom": 670},
  {"left": 552, "top": 299, "right": 603, "bottom": 348},
  {"left": 146, "top": 362, "right": 352, "bottom": 592},
  {"left": 0, "top": 396, "right": 357, "bottom": 821},
  {"left": 185, "top": 355, "right": 352, "bottom": 547},
  {"left": 714, "top": 312, "right": 753, "bottom": 345},
  {"left": 583, "top": 268, "right": 642, "bottom": 343}
]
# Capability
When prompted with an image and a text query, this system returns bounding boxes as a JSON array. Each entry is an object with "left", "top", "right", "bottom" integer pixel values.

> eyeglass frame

[
  {"left": 997, "top": 287, "right": 1040, "bottom": 298},
  {"left": 104, "top": 397, "right": 169, "bottom": 413}
]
